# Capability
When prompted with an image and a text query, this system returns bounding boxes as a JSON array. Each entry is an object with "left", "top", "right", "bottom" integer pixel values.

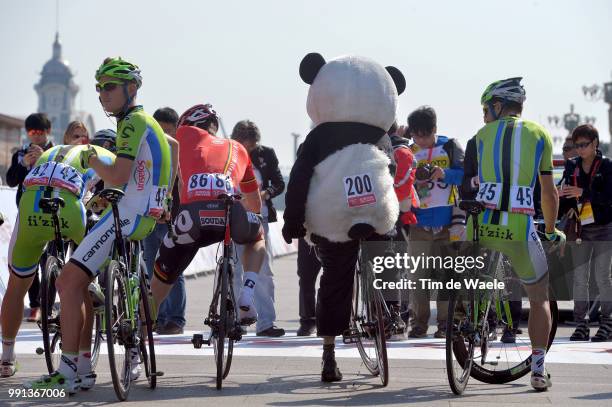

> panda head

[{"left": 300, "top": 52, "right": 406, "bottom": 131}]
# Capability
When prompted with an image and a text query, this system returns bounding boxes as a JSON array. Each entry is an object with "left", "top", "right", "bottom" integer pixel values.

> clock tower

[{"left": 34, "top": 32, "right": 79, "bottom": 144}]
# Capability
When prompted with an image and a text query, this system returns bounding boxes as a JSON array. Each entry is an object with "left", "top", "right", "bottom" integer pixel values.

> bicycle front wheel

[
  {"left": 105, "top": 260, "right": 131, "bottom": 401},
  {"left": 40, "top": 255, "right": 61, "bottom": 374}
]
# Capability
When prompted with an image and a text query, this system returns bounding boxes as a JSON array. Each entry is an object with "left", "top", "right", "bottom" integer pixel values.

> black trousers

[
  {"left": 315, "top": 239, "right": 360, "bottom": 337},
  {"left": 297, "top": 238, "right": 321, "bottom": 323}
]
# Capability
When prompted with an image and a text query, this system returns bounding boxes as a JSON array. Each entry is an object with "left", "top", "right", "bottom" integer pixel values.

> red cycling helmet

[{"left": 178, "top": 104, "right": 219, "bottom": 128}]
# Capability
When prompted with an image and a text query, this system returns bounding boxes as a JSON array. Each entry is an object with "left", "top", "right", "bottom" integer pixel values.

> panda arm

[{"left": 283, "top": 136, "right": 317, "bottom": 227}]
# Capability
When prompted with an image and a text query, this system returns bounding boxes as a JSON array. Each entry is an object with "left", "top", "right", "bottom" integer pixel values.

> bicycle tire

[
  {"left": 446, "top": 290, "right": 476, "bottom": 395},
  {"left": 468, "top": 299, "right": 558, "bottom": 384},
  {"left": 222, "top": 262, "right": 235, "bottom": 379},
  {"left": 352, "top": 268, "right": 379, "bottom": 375},
  {"left": 139, "top": 270, "right": 157, "bottom": 389},
  {"left": 370, "top": 287, "right": 389, "bottom": 387},
  {"left": 41, "top": 255, "right": 61, "bottom": 374},
  {"left": 214, "top": 259, "right": 229, "bottom": 390},
  {"left": 90, "top": 310, "right": 103, "bottom": 371},
  {"left": 105, "top": 260, "right": 131, "bottom": 401}
]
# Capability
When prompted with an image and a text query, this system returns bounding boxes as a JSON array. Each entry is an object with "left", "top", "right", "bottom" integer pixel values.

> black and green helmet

[{"left": 95, "top": 57, "right": 142, "bottom": 88}]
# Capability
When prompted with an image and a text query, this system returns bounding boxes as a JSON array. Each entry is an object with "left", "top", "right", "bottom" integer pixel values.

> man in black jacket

[
  {"left": 5, "top": 113, "right": 55, "bottom": 323},
  {"left": 231, "top": 120, "right": 286, "bottom": 337}
]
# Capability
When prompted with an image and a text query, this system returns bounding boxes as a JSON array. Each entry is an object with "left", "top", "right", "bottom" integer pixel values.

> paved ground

[{"left": 1, "top": 254, "right": 611, "bottom": 406}]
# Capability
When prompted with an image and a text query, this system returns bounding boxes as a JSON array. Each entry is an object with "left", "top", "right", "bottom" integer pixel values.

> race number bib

[
  {"left": 147, "top": 185, "right": 168, "bottom": 218},
  {"left": 509, "top": 185, "right": 535, "bottom": 215},
  {"left": 476, "top": 182, "right": 501, "bottom": 210},
  {"left": 343, "top": 173, "right": 377, "bottom": 208},
  {"left": 187, "top": 173, "right": 234, "bottom": 200},
  {"left": 24, "top": 162, "right": 85, "bottom": 196}
]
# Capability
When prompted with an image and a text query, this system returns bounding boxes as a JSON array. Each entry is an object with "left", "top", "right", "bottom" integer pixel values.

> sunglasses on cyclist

[
  {"left": 574, "top": 141, "right": 593, "bottom": 149},
  {"left": 95, "top": 80, "right": 124, "bottom": 93}
]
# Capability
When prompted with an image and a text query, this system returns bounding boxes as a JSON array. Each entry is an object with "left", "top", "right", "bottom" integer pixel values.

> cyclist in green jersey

[
  {"left": 1, "top": 144, "right": 115, "bottom": 381},
  {"left": 469, "top": 77, "right": 565, "bottom": 391},
  {"left": 26, "top": 57, "right": 173, "bottom": 393}
]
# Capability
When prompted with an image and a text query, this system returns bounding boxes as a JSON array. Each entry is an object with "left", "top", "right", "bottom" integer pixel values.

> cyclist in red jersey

[{"left": 151, "top": 104, "right": 266, "bottom": 324}]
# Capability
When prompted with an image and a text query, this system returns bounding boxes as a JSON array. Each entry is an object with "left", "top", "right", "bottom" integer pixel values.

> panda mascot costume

[{"left": 282, "top": 52, "right": 405, "bottom": 382}]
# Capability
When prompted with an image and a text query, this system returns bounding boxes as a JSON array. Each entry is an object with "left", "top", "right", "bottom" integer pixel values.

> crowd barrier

[{"left": 0, "top": 186, "right": 297, "bottom": 302}]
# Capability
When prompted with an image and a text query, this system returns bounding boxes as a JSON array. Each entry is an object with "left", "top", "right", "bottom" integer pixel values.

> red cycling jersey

[{"left": 176, "top": 126, "right": 259, "bottom": 204}]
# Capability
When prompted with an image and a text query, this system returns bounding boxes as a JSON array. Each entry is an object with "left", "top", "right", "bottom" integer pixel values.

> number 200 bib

[{"left": 343, "top": 173, "right": 377, "bottom": 208}]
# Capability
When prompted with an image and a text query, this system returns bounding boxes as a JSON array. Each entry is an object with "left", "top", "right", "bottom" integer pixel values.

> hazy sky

[{"left": 1, "top": 0, "right": 611, "bottom": 171}]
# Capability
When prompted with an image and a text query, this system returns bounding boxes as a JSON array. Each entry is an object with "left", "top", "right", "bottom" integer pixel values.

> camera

[{"left": 415, "top": 163, "right": 434, "bottom": 181}]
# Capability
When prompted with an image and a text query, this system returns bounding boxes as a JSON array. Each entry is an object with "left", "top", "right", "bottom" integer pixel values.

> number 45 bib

[
  {"left": 343, "top": 173, "right": 377, "bottom": 208},
  {"left": 477, "top": 182, "right": 535, "bottom": 215}
]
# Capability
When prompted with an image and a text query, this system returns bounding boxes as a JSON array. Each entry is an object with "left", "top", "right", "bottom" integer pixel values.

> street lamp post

[
  {"left": 291, "top": 132, "right": 300, "bottom": 163},
  {"left": 548, "top": 104, "right": 596, "bottom": 145},
  {"left": 582, "top": 76, "right": 612, "bottom": 144}
]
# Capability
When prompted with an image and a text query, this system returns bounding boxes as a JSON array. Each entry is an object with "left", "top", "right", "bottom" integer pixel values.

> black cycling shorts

[{"left": 154, "top": 200, "right": 264, "bottom": 284}]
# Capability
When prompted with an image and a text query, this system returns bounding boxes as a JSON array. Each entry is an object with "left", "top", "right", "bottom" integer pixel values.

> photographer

[
  {"left": 559, "top": 124, "right": 612, "bottom": 342},
  {"left": 408, "top": 106, "right": 464, "bottom": 338},
  {"left": 5, "top": 113, "right": 55, "bottom": 323}
]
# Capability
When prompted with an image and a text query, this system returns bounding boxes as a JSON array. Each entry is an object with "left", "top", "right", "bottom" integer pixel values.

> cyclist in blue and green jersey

[
  {"left": 469, "top": 77, "right": 565, "bottom": 391},
  {"left": 1, "top": 144, "right": 114, "bottom": 382},
  {"left": 26, "top": 57, "right": 172, "bottom": 393}
]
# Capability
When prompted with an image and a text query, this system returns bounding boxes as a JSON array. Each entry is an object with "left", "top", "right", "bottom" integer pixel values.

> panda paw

[{"left": 282, "top": 223, "right": 306, "bottom": 244}]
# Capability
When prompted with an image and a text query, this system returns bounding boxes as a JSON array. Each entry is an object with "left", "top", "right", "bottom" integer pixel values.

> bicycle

[
  {"left": 341, "top": 226, "right": 391, "bottom": 387},
  {"left": 36, "top": 196, "right": 103, "bottom": 374},
  {"left": 446, "top": 200, "right": 558, "bottom": 395},
  {"left": 191, "top": 193, "right": 243, "bottom": 390},
  {"left": 100, "top": 188, "right": 160, "bottom": 401}
]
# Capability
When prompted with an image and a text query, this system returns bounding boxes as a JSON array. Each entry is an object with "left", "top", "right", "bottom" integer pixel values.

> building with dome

[{"left": 34, "top": 32, "right": 94, "bottom": 144}]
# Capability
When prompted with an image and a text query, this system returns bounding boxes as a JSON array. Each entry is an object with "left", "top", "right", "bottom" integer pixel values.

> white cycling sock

[
  {"left": 77, "top": 349, "right": 92, "bottom": 375},
  {"left": 531, "top": 347, "right": 546, "bottom": 375},
  {"left": 239, "top": 271, "right": 258, "bottom": 308},
  {"left": 58, "top": 352, "right": 78, "bottom": 379},
  {"left": 1, "top": 336, "right": 15, "bottom": 362}
]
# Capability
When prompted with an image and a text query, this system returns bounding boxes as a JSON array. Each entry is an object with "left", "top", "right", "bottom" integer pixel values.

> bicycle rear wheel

[
  {"left": 212, "top": 259, "right": 233, "bottom": 389},
  {"left": 105, "top": 260, "right": 131, "bottom": 401},
  {"left": 40, "top": 255, "right": 61, "bottom": 374},
  {"left": 139, "top": 269, "right": 157, "bottom": 389},
  {"left": 90, "top": 309, "right": 103, "bottom": 371},
  {"left": 446, "top": 290, "right": 476, "bottom": 395}
]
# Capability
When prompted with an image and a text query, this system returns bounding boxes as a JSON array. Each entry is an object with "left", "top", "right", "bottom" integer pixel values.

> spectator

[
  {"left": 407, "top": 106, "right": 464, "bottom": 339},
  {"left": 231, "top": 120, "right": 286, "bottom": 337},
  {"left": 388, "top": 121, "right": 418, "bottom": 339},
  {"left": 562, "top": 136, "right": 577, "bottom": 161},
  {"left": 6, "top": 113, "right": 55, "bottom": 323},
  {"left": 143, "top": 107, "right": 184, "bottom": 335},
  {"left": 559, "top": 124, "right": 612, "bottom": 342},
  {"left": 63, "top": 121, "right": 89, "bottom": 145}
]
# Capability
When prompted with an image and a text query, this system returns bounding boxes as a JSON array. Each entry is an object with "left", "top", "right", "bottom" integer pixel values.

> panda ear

[
  {"left": 385, "top": 66, "right": 406, "bottom": 95},
  {"left": 300, "top": 53, "right": 326, "bottom": 84}
]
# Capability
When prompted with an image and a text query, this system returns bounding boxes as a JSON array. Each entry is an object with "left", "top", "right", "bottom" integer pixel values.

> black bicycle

[
  {"left": 36, "top": 197, "right": 103, "bottom": 374},
  {"left": 446, "top": 200, "right": 558, "bottom": 395},
  {"left": 191, "top": 193, "right": 243, "bottom": 390},
  {"left": 100, "top": 188, "right": 159, "bottom": 401},
  {"left": 341, "top": 226, "right": 390, "bottom": 387}
]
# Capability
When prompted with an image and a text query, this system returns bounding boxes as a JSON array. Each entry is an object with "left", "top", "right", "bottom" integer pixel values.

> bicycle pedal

[
  {"left": 191, "top": 334, "right": 204, "bottom": 349},
  {"left": 342, "top": 328, "right": 360, "bottom": 344},
  {"left": 152, "top": 371, "right": 165, "bottom": 377}
]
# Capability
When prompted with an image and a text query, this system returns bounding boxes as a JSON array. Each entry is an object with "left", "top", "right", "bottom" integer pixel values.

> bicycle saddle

[
  {"left": 99, "top": 188, "right": 125, "bottom": 204},
  {"left": 39, "top": 197, "right": 66, "bottom": 214},
  {"left": 459, "top": 200, "right": 485, "bottom": 215}
]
